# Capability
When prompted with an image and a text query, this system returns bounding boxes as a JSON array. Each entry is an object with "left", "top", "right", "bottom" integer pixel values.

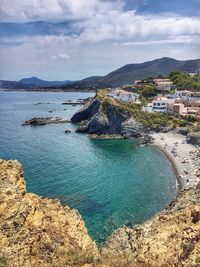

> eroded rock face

[
  {"left": 71, "top": 91, "right": 145, "bottom": 138},
  {"left": 0, "top": 160, "right": 98, "bottom": 267},
  {"left": 102, "top": 185, "right": 200, "bottom": 266}
]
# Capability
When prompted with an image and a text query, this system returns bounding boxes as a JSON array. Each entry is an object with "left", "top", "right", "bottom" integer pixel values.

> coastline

[
  {"left": 152, "top": 144, "right": 182, "bottom": 191},
  {"left": 150, "top": 132, "right": 200, "bottom": 190}
]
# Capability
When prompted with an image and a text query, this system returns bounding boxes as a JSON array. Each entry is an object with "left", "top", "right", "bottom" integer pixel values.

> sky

[{"left": 0, "top": 0, "right": 200, "bottom": 81}]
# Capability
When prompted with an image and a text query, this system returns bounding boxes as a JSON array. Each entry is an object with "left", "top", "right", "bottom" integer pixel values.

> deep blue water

[{"left": 0, "top": 91, "right": 177, "bottom": 243}]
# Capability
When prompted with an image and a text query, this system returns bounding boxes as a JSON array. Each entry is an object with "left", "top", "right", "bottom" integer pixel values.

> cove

[{"left": 0, "top": 91, "right": 177, "bottom": 243}]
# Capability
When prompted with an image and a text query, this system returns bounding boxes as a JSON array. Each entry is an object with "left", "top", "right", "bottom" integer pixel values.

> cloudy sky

[{"left": 0, "top": 0, "right": 200, "bottom": 81}]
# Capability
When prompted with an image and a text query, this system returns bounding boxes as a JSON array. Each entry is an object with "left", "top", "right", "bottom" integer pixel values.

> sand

[{"left": 150, "top": 132, "right": 200, "bottom": 189}]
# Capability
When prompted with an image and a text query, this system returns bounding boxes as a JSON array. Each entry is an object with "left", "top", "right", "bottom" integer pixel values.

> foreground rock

[
  {"left": 0, "top": 159, "right": 98, "bottom": 267},
  {"left": 0, "top": 159, "right": 200, "bottom": 266},
  {"left": 22, "top": 117, "right": 70, "bottom": 126},
  {"left": 102, "top": 185, "right": 200, "bottom": 266}
]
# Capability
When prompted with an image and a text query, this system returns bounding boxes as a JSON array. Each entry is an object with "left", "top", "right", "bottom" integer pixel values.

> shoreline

[
  {"left": 150, "top": 132, "right": 200, "bottom": 190},
  {"left": 152, "top": 144, "right": 182, "bottom": 192}
]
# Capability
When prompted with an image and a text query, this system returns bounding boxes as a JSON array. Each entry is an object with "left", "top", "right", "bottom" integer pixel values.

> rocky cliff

[
  {"left": 0, "top": 159, "right": 98, "bottom": 267},
  {"left": 71, "top": 90, "right": 146, "bottom": 138},
  {"left": 102, "top": 186, "right": 200, "bottom": 266},
  {"left": 0, "top": 159, "right": 200, "bottom": 267}
]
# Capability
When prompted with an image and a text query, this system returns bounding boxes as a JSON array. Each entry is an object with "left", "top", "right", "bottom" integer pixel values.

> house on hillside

[
  {"left": 134, "top": 80, "right": 143, "bottom": 85},
  {"left": 168, "top": 103, "right": 187, "bottom": 115},
  {"left": 174, "top": 90, "right": 192, "bottom": 100},
  {"left": 156, "top": 81, "right": 174, "bottom": 92},
  {"left": 108, "top": 89, "right": 140, "bottom": 103},
  {"left": 152, "top": 97, "right": 174, "bottom": 113}
]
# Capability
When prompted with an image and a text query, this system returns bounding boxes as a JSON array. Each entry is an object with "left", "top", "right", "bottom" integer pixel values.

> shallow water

[{"left": 0, "top": 91, "right": 177, "bottom": 243}]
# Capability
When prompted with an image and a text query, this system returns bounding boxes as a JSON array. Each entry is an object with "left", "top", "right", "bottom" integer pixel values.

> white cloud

[
  {"left": 1, "top": 0, "right": 200, "bottom": 45},
  {"left": 59, "top": 53, "right": 70, "bottom": 59},
  {"left": 1, "top": 0, "right": 200, "bottom": 80},
  {"left": 0, "top": 0, "right": 121, "bottom": 23}
]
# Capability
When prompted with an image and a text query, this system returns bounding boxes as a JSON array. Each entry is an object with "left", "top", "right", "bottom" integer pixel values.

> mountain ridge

[{"left": 1, "top": 57, "right": 199, "bottom": 90}]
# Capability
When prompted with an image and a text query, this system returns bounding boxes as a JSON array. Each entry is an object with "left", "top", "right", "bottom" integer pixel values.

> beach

[{"left": 151, "top": 132, "right": 200, "bottom": 189}]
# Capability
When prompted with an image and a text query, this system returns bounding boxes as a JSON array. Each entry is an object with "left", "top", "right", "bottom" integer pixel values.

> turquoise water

[{"left": 0, "top": 91, "right": 177, "bottom": 243}]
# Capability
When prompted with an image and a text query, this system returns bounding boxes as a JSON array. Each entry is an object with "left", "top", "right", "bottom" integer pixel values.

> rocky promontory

[
  {"left": 22, "top": 117, "right": 70, "bottom": 126},
  {"left": 0, "top": 159, "right": 200, "bottom": 266},
  {"left": 71, "top": 90, "right": 146, "bottom": 139}
]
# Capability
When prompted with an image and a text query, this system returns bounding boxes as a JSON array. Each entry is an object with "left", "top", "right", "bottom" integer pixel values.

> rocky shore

[
  {"left": 22, "top": 117, "right": 70, "bottom": 126},
  {"left": 0, "top": 159, "right": 200, "bottom": 266}
]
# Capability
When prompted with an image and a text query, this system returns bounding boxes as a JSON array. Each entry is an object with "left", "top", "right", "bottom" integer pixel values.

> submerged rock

[
  {"left": 64, "top": 129, "right": 71, "bottom": 133},
  {"left": 22, "top": 117, "right": 70, "bottom": 126}
]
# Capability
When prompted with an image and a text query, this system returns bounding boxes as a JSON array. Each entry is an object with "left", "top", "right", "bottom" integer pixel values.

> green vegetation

[
  {"left": 0, "top": 256, "right": 7, "bottom": 267},
  {"left": 140, "top": 84, "right": 157, "bottom": 98},
  {"left": 195, "top": 256, "right": 200, "bottom": 264},
  {"left": 169, "top": 71, "right": 200, "bottom": 91}
]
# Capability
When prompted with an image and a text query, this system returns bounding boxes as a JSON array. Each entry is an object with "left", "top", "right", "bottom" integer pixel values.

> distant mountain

[
  {"left": 0, "top": 77, "right": 72, "bottom": 90},
  {"left": 1, "top": 58, "right": 200, "bottom": 91},
  {"left": 19, "top": 77, "right": 72, "bottom": 87},
  {"left": 61, "top": 57, "right": 200, "bottom": 90},
  {"left": 0, "top": 80, "right": 28, "bottom": 90}
]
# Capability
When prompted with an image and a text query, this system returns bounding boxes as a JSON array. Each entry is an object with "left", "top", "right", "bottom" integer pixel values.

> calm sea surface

[{"left": 0, "top": 91, "right": 177, "bottom": 243}]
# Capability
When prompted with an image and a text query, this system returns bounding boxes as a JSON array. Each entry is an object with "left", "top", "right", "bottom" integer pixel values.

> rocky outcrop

[
  {"left": 1, "top": 159, "right": 200, "bottom": 267},
  {"left": 0, "top": 159, "right": 98, "bottom": 267},
  {"left": 71, "top": 98, "right": 101, "bottom": 123},
  {"left": 71, "top": 91, "right": 146, "bottom": 138},
  {"left": 22, "top": 117, "right": 70, "bottom": 126},
  {"left": 187, "top": 132, "right": 200, "bottom": 146},
  {"left": 102, "top": 185, "right": 200, "bottom": 266}
]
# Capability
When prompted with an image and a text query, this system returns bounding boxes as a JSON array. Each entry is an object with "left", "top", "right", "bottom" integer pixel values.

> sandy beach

[{"left": 150, "top": 132, "right": 200, "bottom": 189}]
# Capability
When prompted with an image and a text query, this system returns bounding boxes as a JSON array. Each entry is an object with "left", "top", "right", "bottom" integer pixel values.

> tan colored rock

[
  {"left": 0, "top": 160, "right": 98, "bottom": 267},
  {"left": 0, "top": 159, "right": 200, "bottom": 267},
  {"left": 102, "top": 186, "right": 200, "bottom": 266}
]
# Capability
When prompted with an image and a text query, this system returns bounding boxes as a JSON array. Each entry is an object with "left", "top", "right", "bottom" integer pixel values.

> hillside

[
  {"left": 62, "top": 57, "right": 200, "bottom": 90},
  {"left": 1, "top": 57, "right": 200, "bottom": 91},
  {"left": 0, "top": 77, "right": 72, "bottom": 90},
  {"left": 19, "top": 77, "right": 71, "bottom": 87}
]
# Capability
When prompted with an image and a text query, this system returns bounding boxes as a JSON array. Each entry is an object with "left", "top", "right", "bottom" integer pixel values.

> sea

[{"left": 0, "top": 91, "right": 177, "bottom": 243}]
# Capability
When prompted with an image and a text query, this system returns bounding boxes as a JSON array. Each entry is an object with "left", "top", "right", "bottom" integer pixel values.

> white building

[
  {"left": 108, "top": 89, "right": 140, "bottom": 103},
  {"left": 152, "top": 97, "right": 174, "bottom": 113},
  {"left": 174, "top": 90, "right": 192, "bottom": 100}
]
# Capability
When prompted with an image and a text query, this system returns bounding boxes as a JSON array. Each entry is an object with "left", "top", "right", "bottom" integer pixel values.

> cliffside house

[
  {"left": 152, "top": 97, "right": 174, "bottom": 113},
  {"left": 168, "top": 102, "right": 187, "bottom": 115},
  {"left": 173, "top": 90, "right": 192, "bottom": 100},
  {"left": 155, "top": 81, "right": 174, "bottom": 92},
  {"left": 134, "top": 80, "right": 143, "bottom": 85},
  {"left": 108, "top": 89, "right": 140, "bottom": 103}
]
